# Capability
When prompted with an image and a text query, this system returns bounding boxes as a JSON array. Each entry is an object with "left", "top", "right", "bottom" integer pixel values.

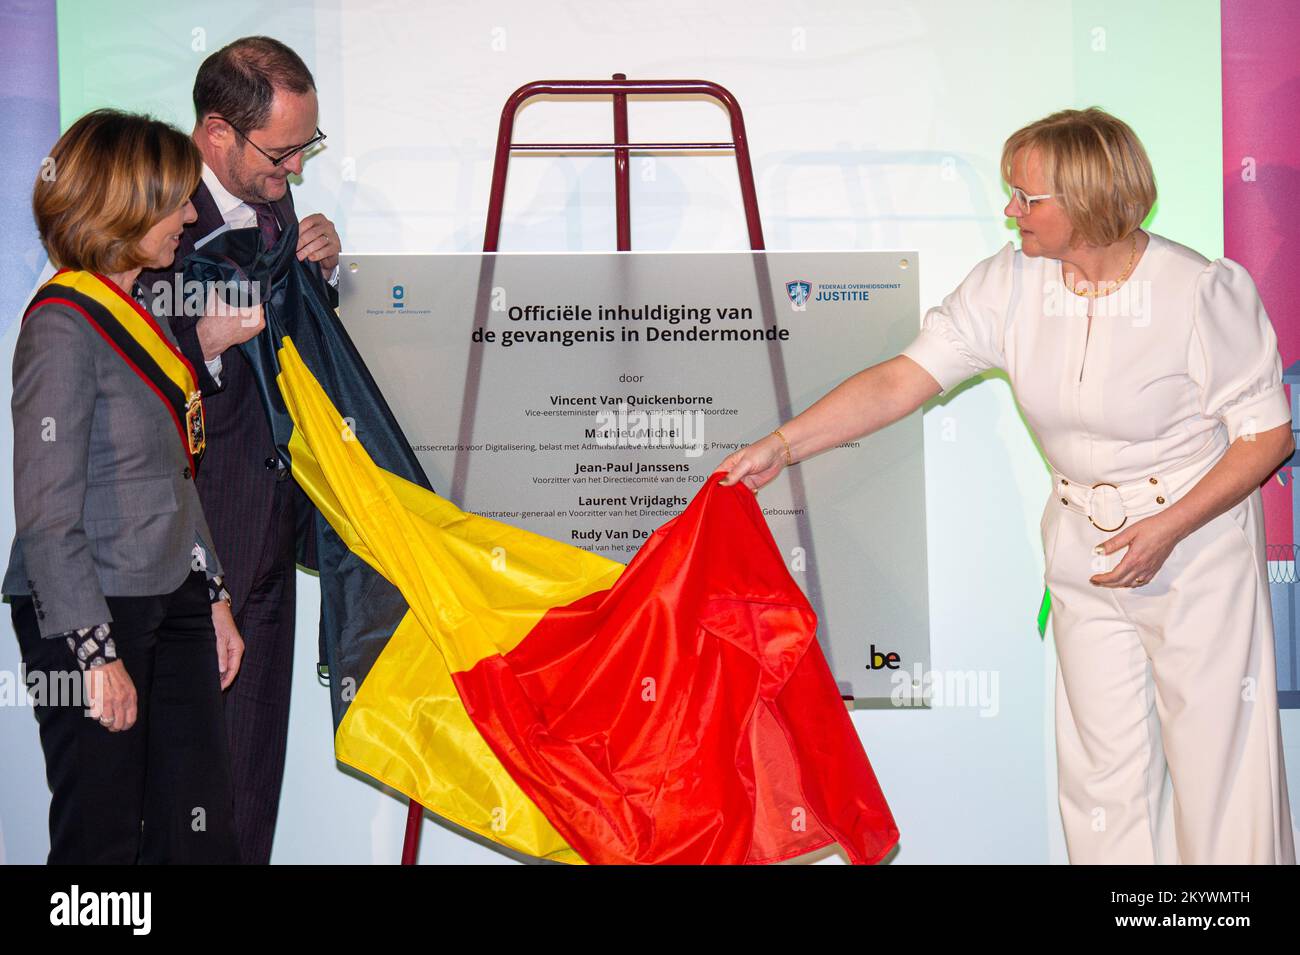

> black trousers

[
  {"left": 12, "top": 569, "right": 239, "bottom": 864},
  {"left": 224, "top": 476, "right": 298, "bottom": 865}
]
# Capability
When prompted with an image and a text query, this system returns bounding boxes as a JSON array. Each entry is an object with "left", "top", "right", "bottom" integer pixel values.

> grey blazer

[{"left": 2, "top": 279, "right": 223, "bottom": 638}]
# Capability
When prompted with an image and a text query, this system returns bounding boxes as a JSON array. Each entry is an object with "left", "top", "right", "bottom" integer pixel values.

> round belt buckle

[{"left": 1088, "top": 481, "right": 1127, "bottom": 532}]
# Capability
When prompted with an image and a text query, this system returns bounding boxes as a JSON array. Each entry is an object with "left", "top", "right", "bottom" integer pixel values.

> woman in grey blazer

[{"left": 5, "top": 110, "right": 264, "bottom": 863}]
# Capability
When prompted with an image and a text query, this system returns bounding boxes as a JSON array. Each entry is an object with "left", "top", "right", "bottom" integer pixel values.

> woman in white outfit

[{"left": 718, "top": 107, "right": 1296, "bottom": 865}]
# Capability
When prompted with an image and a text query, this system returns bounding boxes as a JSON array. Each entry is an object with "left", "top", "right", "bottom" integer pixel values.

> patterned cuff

[
  {"left": 65, "top": 622, "right": 116, "bottom": 672},
  {"left": 192, "top": 541, "right": 222, "bottom": 583},
  {"left": 209, "top": 574, "right": 232, "bottom": 606}
]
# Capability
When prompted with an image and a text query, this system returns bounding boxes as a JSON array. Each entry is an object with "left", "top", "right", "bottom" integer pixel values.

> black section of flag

[{"left": 183, "top": 226, "right": 435, "bottom": 728}]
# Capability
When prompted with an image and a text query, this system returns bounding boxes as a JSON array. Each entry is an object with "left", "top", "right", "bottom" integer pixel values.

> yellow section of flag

[{"left": 275, "top": 336, "right": 623, "bottom": 861}]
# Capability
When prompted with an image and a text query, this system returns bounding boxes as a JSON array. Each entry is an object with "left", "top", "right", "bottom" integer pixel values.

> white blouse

[{"left": 899, "top": 231, "right": 1293, "bottom": 485}]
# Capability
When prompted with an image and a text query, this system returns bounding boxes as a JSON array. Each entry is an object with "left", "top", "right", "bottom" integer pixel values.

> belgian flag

[{"left": 185, "top": 227, "right": 900, "bottom": 865}]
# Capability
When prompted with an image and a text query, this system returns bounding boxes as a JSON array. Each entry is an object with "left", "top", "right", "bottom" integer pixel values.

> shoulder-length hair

[
  {"left": 33, "top": 109, "right": 202, "bottom": 274},
  {"left": 1001, "top": 107, "right": 1156, "bottom": 247}
]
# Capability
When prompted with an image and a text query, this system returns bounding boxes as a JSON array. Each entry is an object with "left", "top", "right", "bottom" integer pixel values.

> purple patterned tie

[{"left": 248, "top": 201, "right": 282, "bottom": 251}]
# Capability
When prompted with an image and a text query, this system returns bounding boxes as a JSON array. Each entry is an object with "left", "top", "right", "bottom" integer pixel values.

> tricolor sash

[{"left": 24, "top": 270, "right": 206, "bottom": 469}]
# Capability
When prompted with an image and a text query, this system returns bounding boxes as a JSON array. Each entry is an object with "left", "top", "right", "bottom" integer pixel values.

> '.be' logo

[{"left": 866, "top": 644, "right": 901, "bottom": 670}]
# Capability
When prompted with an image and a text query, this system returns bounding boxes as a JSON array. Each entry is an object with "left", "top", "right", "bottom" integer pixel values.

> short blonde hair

[
  {"left": 1000, "top": 107, "right": 1156, "bottom": 247},
  {"left": 33, "top": 109, "right": 202, "bottom": 274}
]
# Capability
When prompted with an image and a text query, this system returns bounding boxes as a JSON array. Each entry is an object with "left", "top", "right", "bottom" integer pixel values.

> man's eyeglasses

[
  {"left": 218, "top": 116, "right": 326, "bottom": 167},
  {"left": 1008, "top": 186, "right": 1054, "bottom": 215}
]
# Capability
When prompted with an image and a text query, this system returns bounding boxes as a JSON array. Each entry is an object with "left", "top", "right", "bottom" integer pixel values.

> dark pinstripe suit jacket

[{"left": 139, "top": 180, "right": 331, "bottom": 616}]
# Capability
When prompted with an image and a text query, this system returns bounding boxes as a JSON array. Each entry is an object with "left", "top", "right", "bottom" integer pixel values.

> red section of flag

[{"left": 452, "top": 475, "right": 900, "bottom": 864}]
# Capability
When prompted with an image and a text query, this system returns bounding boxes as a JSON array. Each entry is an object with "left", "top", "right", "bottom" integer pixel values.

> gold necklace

[{"left": 1069, "top": 232, "right": 1139, "bottom": 298}]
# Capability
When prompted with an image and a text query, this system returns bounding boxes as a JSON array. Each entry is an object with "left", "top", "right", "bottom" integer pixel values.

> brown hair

[
  {"left": 193, "top": 36, "right": 316, "bottom": 132},
  {"left": 33, "top": 109, "right": 202, "bottom": 273},
  {"left": 1001, "top": 107, "right": 1157, "bottom": 246}
]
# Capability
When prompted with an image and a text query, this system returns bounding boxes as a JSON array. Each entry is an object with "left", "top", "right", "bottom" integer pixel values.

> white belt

[{"left": 1052, "top": 441, "right": 1225, "bottom": 533}]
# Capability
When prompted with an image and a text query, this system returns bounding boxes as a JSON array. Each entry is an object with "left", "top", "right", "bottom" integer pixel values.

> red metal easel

[{"left": 401, "top": 74, "right": 819, "bottom": 864}]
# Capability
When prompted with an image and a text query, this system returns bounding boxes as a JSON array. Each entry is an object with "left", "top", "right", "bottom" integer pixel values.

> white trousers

[{"left": 1043, "top": 486, "right": 1296, "bottom": 864}]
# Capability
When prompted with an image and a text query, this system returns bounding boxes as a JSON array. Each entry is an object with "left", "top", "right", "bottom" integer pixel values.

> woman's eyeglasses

[
  {"left": 218, "top": 116, "right": 326, "bottom": 167},
  {"left": 1008, "top": 186, "right": 1054, "bottom": 214}
]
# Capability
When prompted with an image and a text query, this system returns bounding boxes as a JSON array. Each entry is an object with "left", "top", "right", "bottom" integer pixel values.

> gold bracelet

[{"left": 772, "top": 428, "right": 793, "bottom": 466}]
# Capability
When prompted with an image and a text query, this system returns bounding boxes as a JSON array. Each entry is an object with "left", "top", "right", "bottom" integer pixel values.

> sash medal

[{"left": 24, "top": 270, "right": 206, "bottom": 469}]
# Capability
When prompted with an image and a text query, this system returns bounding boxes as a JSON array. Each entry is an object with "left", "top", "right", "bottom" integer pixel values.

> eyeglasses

[
  {"left": 218, "top": 116, "right": 327, "bottom": 167},
  {"left": 1008, "top": 186, "right": 1054, "bottom": 214}
]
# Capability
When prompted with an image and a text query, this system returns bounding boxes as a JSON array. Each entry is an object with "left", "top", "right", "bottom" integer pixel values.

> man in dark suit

[{"left": 140, "top": 36, "right": 341, "bottom": 864}]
